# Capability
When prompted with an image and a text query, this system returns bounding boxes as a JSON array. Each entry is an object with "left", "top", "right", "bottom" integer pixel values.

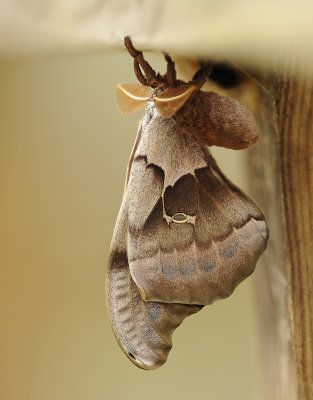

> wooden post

[{"left": 249, "top": 60, "right": 313, "bottom": 399}]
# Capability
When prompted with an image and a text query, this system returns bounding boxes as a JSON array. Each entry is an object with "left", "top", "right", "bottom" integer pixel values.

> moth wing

[
  {"left": 128, "top": 157, "right": 268, "bottom": 305},
  {"left": 155, "top": 84, "right": 198, "bottom": 118},
  {"left": 116, "top": 83, "right": 150, "bottom": 115},
  {"left": 106, "top": 131, "right": 201, "bottom": 370}
]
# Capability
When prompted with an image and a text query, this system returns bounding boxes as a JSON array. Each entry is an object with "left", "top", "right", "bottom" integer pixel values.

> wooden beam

[
  {"left": 249, "top": 59, "right": 313, "bottom": 399},
  {"left": 1, "top": 0, "right": 313, "bottom": 76}
]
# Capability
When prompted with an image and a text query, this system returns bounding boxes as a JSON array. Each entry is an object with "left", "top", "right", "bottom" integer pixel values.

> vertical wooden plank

[
  {"left": 250, "top": 59, "right": 313, "bottom": 399},
  {"left": 276, "top": 61, "right": 313, "bottom": 398}
]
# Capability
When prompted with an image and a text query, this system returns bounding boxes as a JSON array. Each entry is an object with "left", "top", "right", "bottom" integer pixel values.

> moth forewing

[
  {"left": 106, "top": 121, "right": 202, "bottom": 370},
  {"left": 127, "top": 102, "right": 268, "bottom": 306}
]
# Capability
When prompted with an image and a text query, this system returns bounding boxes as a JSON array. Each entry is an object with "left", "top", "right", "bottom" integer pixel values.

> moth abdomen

[{"left": 174, "top": 90, "right": 258, "bottom": 150}]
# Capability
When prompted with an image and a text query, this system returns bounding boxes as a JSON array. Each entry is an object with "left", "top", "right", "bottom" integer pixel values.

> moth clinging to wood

[{"left": 106, "top": 36, "right": 268, "bottom": 370}]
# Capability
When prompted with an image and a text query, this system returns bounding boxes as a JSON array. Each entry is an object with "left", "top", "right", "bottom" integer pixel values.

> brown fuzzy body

[{"left": 174, "top": 91, "right": 258, "bottom": 149}]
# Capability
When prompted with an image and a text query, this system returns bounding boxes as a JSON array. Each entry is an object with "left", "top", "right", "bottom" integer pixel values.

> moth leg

[
  {"left": 164, "top": 53, "right": 177, "bottom": 87},
  {"left": 124, "top": 36, "right": 166, "bottom": 88},
  {"left": 133, "top": 59, "right": 149, "bottom": 86},
  {"left": 124, "top": 36, "right": 156, "bottom": 77},
  {"left": 191, "top": 62, "right": 214, "bottom": 87}
]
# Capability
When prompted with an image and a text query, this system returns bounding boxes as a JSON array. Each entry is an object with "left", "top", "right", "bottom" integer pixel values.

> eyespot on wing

[{"left": 171, "top": 212, "right": 188, "bottom": 223}]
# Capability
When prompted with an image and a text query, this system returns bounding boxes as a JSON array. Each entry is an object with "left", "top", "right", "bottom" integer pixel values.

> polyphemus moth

[{"left": 106, "top": 37, "right": 268, "bottom": 370}]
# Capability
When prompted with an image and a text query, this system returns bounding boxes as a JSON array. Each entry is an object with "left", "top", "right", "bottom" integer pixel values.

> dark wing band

[{"left": 129, "top": 162, "right": 268, "bottom": 305}]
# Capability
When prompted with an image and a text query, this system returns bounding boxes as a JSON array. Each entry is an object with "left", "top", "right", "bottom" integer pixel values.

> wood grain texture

[
  {"left": 277, "top": 63, "right": 313, "bottom": 399},
  {"left": 249, "top": 59, "right": 313, "bottom": 399}
]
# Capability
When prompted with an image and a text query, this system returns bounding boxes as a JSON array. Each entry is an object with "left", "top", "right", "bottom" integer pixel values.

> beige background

[{"left": 0, "top": 51, "right": 263, "bottom": 400}]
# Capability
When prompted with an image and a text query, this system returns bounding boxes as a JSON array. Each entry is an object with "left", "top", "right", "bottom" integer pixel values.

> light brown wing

[
  {"left": 116, "top": 83, "right": 150, "bottom": 115},
  {"left": 128, "top": 158, "right": 268, "bottom": 305},
  {"left": 154, "top": 85, "right": 198, "bottom": 118},
  {"left": 106, "top": 127, "right": 201, "bottom": 370},
  {"left": 126, "top": 104, "right": 268, "bottom": 305}
]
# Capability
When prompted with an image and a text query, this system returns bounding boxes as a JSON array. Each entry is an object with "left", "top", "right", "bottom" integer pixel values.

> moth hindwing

[{"left": 106, "top": 36, "right": 268, "bottom": 370}]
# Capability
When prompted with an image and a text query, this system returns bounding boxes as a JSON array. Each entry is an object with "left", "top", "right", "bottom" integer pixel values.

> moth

[{"left": 106, "top": 37, "right": 268, "bottom": 370}]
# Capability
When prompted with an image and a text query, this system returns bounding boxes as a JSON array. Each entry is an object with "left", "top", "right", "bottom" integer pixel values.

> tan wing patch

[
  {"left": 155, "top": 85, "right": 198, "bottom": 118},
  {"left": 116, "top": 83, "right": 150, "bottom": 115}
]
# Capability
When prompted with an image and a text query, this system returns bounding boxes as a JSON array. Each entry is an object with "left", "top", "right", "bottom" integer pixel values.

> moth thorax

[{"left": 171, "top": 213, "right": 188, "bottom": 223}]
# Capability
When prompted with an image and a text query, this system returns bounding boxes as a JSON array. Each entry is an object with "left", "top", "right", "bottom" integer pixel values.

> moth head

[
  {"left": 116, "top": 36, "right": 207, "bottom": 118},
  {"left": 116, "top": 82, "right": 199, "bottom": 118},
  {"left": 117, "top": 36, "right": 259, "bottom": 150}
]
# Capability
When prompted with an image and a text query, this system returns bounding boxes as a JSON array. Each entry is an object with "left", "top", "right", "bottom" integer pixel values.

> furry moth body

[{"left": 106, "top": 37, "right": 268, "bottom": 370}]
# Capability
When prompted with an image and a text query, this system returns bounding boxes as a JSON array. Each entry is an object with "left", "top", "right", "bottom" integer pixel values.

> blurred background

[{"left": 0, "top": 50, "right": 264, "bottom": 400}]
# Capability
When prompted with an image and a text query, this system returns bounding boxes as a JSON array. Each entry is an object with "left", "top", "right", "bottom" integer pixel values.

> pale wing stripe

[
  {"left": 155, "top": 86, "right": 196, "bottom": 102},
  {"left": 117, "top": 83, "right": 150, "bottom": 101}
]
